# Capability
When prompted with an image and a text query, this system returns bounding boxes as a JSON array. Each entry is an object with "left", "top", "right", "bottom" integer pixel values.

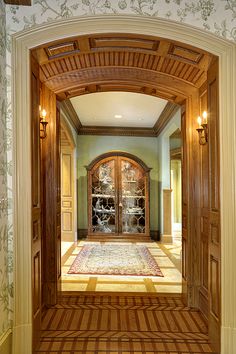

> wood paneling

[
  {"left": 41, "top": 85, "right": 61, "bottom": 306},
  {"left": 36, "top": 294, "right": 214, "bottom": 353},
  {"left": 199, "top": 83, "right": 209, "bottom": 319},
  {"left": 180, "top": 103, "right": 188, "bottom": 303},
  {"left": 62, "top": 154, "right": 72, "bottom": 196},
  {"left": 207, "top": 58, "right": 220, "bottom": 352},
  {"left": 31, "top": 55, "right": 42, "bottom": 351},
  {"left": 32, "top": 34, "right": 213, "bottom": 102}
]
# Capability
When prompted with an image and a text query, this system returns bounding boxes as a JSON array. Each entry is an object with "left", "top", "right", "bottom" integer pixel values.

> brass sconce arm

[{"left": 39, "top": 108, "right": 48, "bottom": 139}]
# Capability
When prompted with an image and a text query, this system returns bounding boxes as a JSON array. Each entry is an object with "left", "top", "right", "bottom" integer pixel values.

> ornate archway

[{"left": 12, "top": 16, "right": 236, "bottom": 354}]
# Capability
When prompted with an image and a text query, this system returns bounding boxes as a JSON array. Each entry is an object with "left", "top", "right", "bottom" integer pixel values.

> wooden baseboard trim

[
  {"left": 78, "top": 229, "right": 159, "bottom": 242},
  {"left": 78, "top": 228, "right": 88, "bottom": 239},
  {"left": 150, "top": 230, "right": 160, "bottom": 241}
]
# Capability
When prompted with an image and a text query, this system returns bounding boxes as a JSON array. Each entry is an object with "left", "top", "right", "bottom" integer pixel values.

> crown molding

[
  {"left": 154, "top": 102, "right": 180, "bottom": 136},
  {"left": 60, "top": 99, "right": 82, "bottom": 134},
  {"left": 78, "top": 125, "right": 156, "bottom": 137}
]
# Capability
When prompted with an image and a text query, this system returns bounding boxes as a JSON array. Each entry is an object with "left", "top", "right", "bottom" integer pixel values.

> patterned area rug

[{"left": 68, "top": 244, "right": 163, "bottom": 276}]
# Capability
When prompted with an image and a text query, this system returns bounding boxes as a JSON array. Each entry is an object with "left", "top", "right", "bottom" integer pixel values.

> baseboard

[
  {"left": 0, "top": 328, "right": 12, "bottom": 354},
  {"left": 150, "top": 230, "right": 160, "bottom": 241},
  {"left": 78, "top": 228, "right": 88, "bottom": 239},
  {"left": 61, "top": 233, "right": 76, "bottom": 242},
  {"left": 78, "top": 229, "right": 159, "bottom": 241},
  {"left": 161, "top": 234, "right": 173, "bottom": 243}
]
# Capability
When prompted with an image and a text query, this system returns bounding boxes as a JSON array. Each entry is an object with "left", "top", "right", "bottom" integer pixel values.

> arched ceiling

[
  {"left": 32, "top": 33, "right": 214, "bottom": 104},
  {"left": 32, "top": 33, "right": 214, "bottom": 136}
]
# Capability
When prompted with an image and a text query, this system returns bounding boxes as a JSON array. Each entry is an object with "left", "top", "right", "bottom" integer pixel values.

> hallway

[
  {"left": 36, "top": 293, "right": 215, "bottom": 353},
  {"left": 60, "top": 240, "right": 182, "bottom": 293}
]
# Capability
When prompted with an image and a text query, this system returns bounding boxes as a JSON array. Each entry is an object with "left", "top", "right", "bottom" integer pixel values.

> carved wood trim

[
  {"left": 78, "top": 125, "right": 156, "bottom": 137},
  {"left": 60, "top": 99, "right": 82, "bottom": 133},
  {"left": 86, "top": 151, "right": 151, "bottom": 172},
  {"left": 154, "top": 102, "right": 180, "bottom": 136}
]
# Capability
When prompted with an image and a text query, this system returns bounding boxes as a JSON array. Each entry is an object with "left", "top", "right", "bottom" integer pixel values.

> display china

[{"left": 87, "top": 153, "right": 150, "bottom": 237}]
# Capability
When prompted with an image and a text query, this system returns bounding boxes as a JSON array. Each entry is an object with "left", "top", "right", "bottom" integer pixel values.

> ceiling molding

[
  {"left": 60, "top": 99, "right": 82, "bottom": 134},
  {"left": 153, "top": 102, "right": 180, "bottom": 136},
  {"left": 170, "top": 147, "right": 182, "bottom": 160},
  {"left": 59, "top": 82, "right": 183, "bottom": 104},
  {"left": 4, "top": 0, "right": 31, "bottom": 4},
  {"left": 78, "top": 125, "right": 156, "bottom": 137}
]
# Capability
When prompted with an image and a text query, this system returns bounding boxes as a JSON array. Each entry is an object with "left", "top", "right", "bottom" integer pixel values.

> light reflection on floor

[{"left": 60, "top": 238, "right": 182, "bottom": 293}]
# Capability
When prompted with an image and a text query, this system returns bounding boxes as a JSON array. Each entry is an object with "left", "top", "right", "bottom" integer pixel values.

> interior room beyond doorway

[{"left": 60, "top": 239, "right": 182, "bottom": 293}]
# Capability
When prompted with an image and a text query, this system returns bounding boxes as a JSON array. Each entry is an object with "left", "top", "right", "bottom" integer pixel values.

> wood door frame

[{"left": 12, "top": 16, "right": 236, "bottom": 354}]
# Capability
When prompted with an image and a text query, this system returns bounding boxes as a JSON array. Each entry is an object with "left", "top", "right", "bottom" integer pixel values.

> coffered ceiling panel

[
  {"left": 33, "top": 33, "right": 213, "bottom": 102},
  {"left": 33, "top": 33, "right": 214, "bottom": 136}
]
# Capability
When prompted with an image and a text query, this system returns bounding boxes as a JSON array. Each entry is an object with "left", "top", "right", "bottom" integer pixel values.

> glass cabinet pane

[
  {"left": 121, "top": 159, "right": 146, "bottom": 234},
  {"left": 91, "top": 160, "right": 116, "bottom": 233}
]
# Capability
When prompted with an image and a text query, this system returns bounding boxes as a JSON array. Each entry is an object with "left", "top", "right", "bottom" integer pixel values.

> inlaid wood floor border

[{"left": 36, "top": 294, "right": 216, "bottom": 354}]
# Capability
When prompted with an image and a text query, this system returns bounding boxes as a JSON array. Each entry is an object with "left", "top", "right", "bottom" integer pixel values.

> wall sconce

[
  {"left": 196, "top": 111, "right": 208, "bottom": 145},
  {"left": 40, "top": 107, "right": 48, "bottom": 139}
]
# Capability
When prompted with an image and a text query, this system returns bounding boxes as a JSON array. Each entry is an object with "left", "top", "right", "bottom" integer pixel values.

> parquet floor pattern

[{"left": 36, "top": 293, "right": 215, "bottom": 354}]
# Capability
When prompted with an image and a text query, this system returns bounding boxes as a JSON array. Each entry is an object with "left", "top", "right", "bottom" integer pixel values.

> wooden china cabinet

[{"left": 87, "top": 152, "right": 151, "bottom": 240}]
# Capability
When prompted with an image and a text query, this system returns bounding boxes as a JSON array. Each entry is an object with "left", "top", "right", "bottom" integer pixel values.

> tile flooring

[{"left": 60, "top": 240, "right": 182, "bottom": 294}]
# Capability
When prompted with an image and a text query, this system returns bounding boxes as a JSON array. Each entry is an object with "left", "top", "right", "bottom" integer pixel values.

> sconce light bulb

[
  {"left": 41, "top": 109, "right": 47, "bottom": 122},
  {"left": 42, "top": 109, "right": 46, "bottom": 117},
  {"left": 197, "top": 116, "right": 202, "bottom": 127},
  {"left": 202, "top": 111, "right": 207, "bottom": 124}
]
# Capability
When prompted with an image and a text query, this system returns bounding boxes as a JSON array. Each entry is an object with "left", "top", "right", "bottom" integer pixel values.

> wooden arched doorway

[{"left": 12, "top": 16, "right": 235, "bottom": 353}]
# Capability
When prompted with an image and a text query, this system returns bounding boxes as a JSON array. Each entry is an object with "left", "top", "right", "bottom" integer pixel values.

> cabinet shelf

[
  {"left": 122, "top": 180, "right": 137, "bottom": 183},
  {"left": 92, "top": 194, "right": 115, "bottom": 198},
  {"left": 93, "top": 208, "right": 115, "bottom": 214},
  {"left": 122, "top": 195, "right": 145, "bottom": 198}
]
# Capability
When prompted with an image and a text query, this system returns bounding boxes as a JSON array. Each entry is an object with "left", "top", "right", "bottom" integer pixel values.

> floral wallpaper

[
  {"left": 0, "top": 0, "right": 13, "bottom": 339},
  {"left": 0, "top": 0, "right": 235, "bottom": 343},
  {"left": 5, "top": 0, "right": 236, "bottom": 42}
]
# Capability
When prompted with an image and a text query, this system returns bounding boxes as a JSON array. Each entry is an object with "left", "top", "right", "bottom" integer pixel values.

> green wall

[{"left": 77, "top": 135, "right": 159, "bottom": 231}]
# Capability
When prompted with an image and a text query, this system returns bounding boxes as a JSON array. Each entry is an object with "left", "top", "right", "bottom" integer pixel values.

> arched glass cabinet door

[
  {"left": 89, "top": 157, "right": 118, "bottom": 234},
  {"left": 119, "top": 157, "right": 147, "bottom": 235},
  {"left": 87, "top": 152, "right": 150, "bottom": 238}
]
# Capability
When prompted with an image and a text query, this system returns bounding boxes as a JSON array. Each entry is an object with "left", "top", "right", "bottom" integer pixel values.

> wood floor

[{"left": 36, "top": 293, "right": 215, "bottom": 354}]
